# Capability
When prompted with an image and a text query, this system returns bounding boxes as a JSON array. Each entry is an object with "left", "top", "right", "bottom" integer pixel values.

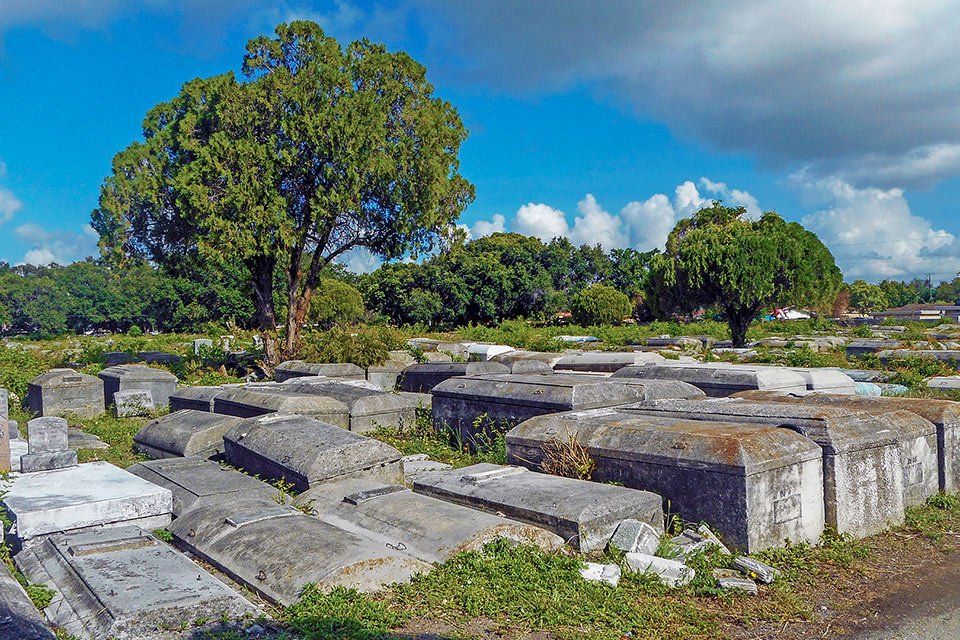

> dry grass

[{"left": 540, "top": 427, "right": 596, "bottom": 480}]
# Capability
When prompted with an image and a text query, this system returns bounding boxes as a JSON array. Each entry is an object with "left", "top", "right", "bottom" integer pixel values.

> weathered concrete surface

[
  {"left": 223, "top": 413, "right": 404, "bottom": 491},
  {"left": 20, "top": 417, "right": 77, "bottom": 473},
  {"left": 99, "top": 365, "right": 178, "bottom": 409},
  {"left": 27, "top": 369, "right": 104, "bottom": 419},
  {"left": 846, "top": 339, "right": 902, "bottom": 358},
  {"left": 0, "top": 391, "right": 8, "bottom": 474},
  {"left": 138, "top": 350, "right": 183, "bottom": 365},
  {"left": 490, "top": 350, "right": 567, "bottom": 371},
  {"left": 2, "top": 461, "right": 172, "bottom": 540},
  {"left": 619, "top": 398, "right": 918, "bottom": 537},
  {"left": 785, "top": 367, "right": 857, "bottom": 394},
  {"left": 14, "top": 526, "right": 258, "bottom": 640},
  {"left": 397, "top": 361, "right": 510, "bottom": 393},
  {"left": 274, "top": 360, "right": 365, "bottom": 382},
  {"left": 113, "top": 388, "right": 154, "bottom": 417},
  {"left": 168, "top": 497, "right": 431, "bottom": 604},
  {"left": 413, "top": 463, "right": 664, "bottom": 551},
  {"left": 432, "top": 373, "right": 704, "bottom": 449},
  {"left": 280, "top": 380, "right": 420, "bottom": 433},
  {"left": 611, "top": 362, "right": 808, "bottom": 396},
  {"left": 294, "top": 476, "right": 564, "bottom": 563},
  {"left": 213, "top": 387, "right": 350, "bottom": 427},
  {"left": 366, "top": 360, "right": 407, "bottom": 391},
  {"left": 0, "top": 561, "right": 56, "bottom": 640},
  {"left": 127, "top": 456, "right": 277, "bottom": 517},
  {"left": 553, "top": 351, "right": 665, "bottom": 374},
  {"left": 134, "top": 410, "right": 242, "bottom": 459},
  {"left": 506, "top": 411, "right": 824, "bottom": 551},
  {"left": 168, "top": 385, "right": 225, "bottom": 412},
  {"left": 101, "top": 352, "right": 140, "bottom": 366}
]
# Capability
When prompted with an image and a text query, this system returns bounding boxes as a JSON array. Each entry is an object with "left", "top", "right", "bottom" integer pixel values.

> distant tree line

[{"left": 838, "top": 277, "right": 960, "bottom": 314}]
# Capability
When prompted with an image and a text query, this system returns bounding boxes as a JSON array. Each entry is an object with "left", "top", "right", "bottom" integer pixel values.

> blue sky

[{"left": 3, "top": 1, "right": 960, "bottom": 282}]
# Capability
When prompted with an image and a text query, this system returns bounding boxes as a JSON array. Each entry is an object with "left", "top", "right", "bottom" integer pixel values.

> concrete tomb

[
  {"left": 274, "top": 360, "right": 365, "bottom": 382},
  {"left": 0, "top": 562, "right": 56, "bottom": 640},
  {"left": 113, "top": 389, "right": 155, "bottom": 417},
  {"left": 611, "top": 362, "right": 808, "bottom": 397},
  {"left": 20, "top": 417, "right": 77, "bottom": 473},
  {"left": 168, "top": 496, "right": 431, "bottom": 604},
  {"left": 14, "top": 526, "right": 258, "bottom": 640},
  {"left": 2, "top": 461, "right": 172, "bottom": 540},
  {"left": 27, "top": 369, "right": 104, "bottom": 419},
  {"left": 845, "top": 339, "right": 901, "bottom": 359},
  {"left": 0, "top": 389, "right": 8, "bottom": 474},
  {"left": 293, "top": 476, "right": 564, "bottom": 563},
  {"left": 490, "top": 350, "right": 566, "bottom": 372},
  {"left": 784, "top": 368, "right": 857, "bottom": 394},
  {"left": 366, "top": 359, "right": 407, "bottom": 391},
  {"left": 223, "top": 413, "right": 404, "bottom": 491},
  {"left": 553, "top": 351, "right": 665, "bottom": 374},
  {"left": 397, "top": 361, "right": 510, "bottom": 393},
  {"left": 621, "top": 398, "right": 933, "bottom": 533},
  {"left": 413, "top": 463, "right": 664, "bottom": 552},
  {"left": 134, "top": 410, "right": 242, "bottom": 460},
  {"left": 281, "top": 380, "right": 420, "bottom": 433},
  {"left": 127, "top": 456, "right": 277, "bottom": 517},
  {"left": 168, "top": 385, "right": 225, "bottom": 412},
  {"left": 506, "top": 410, "right": 825, "bottom": 551},
  {"left": 100, "top": 352, "right": 140, "bottom": 367},
  {"left": 138, "top": 350, "right": 183, "bottom": 365},
  {"left": 431, "top": 373, "right": 705, "bottom": 449},
  {"left": 213, "top": 387, "right": 350, "bottom": 425},
  {"left": 465, "top": 343, "right": 516, "bottom": 361},
  {"left": 99, "top": 365, "right": 178, "bottom": 409}
]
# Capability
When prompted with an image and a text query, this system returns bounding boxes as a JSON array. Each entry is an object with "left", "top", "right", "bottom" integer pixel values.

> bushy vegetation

[{"left": 570, "top": 284, "right": 632, "bottom": 325}]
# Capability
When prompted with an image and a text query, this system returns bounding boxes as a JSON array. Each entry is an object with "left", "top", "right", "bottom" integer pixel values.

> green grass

[{"left": 70, "top": 412, "right": 152, "bottom": 468}]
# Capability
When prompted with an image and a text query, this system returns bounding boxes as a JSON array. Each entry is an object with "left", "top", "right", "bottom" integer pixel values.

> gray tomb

[
  {"left": 611, "top": 361, "right": 808, "bottom": 397},
  {"left": 293, "top": 476, "right": 565, "bottom": 563},
  {"left": 168, "top": 385, "right": 225, "bottom": 412},
  {"left": 20, "top": 417, "right": 77, "bottom": 473},
  {"left": 0, "top": 388, "right": 8, "bottom": 474},
  {"left": 366, "top": 360, "right": 407, "bottom": 391},
  {"left": 505, "top": 411, "right": 825, "bottom": 551},
  {"left": 490, "top": 350, "right": 566, "bottom": 372},
  {"left": 127, "top": 456, "right": 278, "bottom": 516},
  {"left": 397, "top": 361, "right": 510, "bottom": 393},
  {"left": 99, "top": 365, "right": 178, "bottom": 409},
  {"left": 223, "top": 413, "right": 404, "bottom": 491},
  {"left": 784, "top": 367, "right": 857, "bottom": 394},
  {"left": 27, "top": 369, "right": 104, "bottom": 419},
  {"left": 213, "top": 387, "right": 350, "bottom": 425},
  {"left": 553, "top": 351, "right": 665, "bottom": 374},
  {"left": 168, "top": 497, "right": 431, "bottom": 604},
  {"left": 431, "top": 373, "right": 705, "bottom": 449},
  {"left": 413, "top": 463, "right": 664, "bottom": 551},
  {"left": 282, "top": 380, "right": 421, "bottom": 433},
  {"left": 138, "top": 350, "right": 183, "bottom": 365},
  {"left": 0, "top": 562, "right": 56, "bottom": 640},
  {"left": 133, "top": 410, "right": 243, "bottom": 459},
  {"left": 845, "top": 339, "right": 902, "bottom": 358},
  {"left": 100, "top": 352, "right": 140, "bottom": 367},
  {"left": 274, "top": 360, "right": 365, "bottom": 382},
  {"left": 113, "top": 389, "right": 154, "bottom": 417},
  {"left": 14, "top": 526, "right": 258, "bottom": 640}
]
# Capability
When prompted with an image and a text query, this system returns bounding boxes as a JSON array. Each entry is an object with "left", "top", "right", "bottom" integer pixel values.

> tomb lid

[
  {"left": 612, "top": 362, "right": 807, "bottom": 391},
  {"left": 280, "top": 381, "right": 422, "bottom": 416},
  {"left": 275, "top": 360, "right": 365, "bottom": 376},
  {"left": 733, "top": 391, "right": 960, "bottom": 428},
  {"left": 28, "top": 368, "right": 100, "bottom": 387},
  {"left": 554, "top": 351, "right": 665, "bottom": 372},
  {"left": 98, "top": 364, "right": 178, "bottom": 382},
  {"left": 134, "top": 409, "right": 241, "bottom": 458},
  {"left": 214, "top": 387, "right": 348, "bottom": 415}
]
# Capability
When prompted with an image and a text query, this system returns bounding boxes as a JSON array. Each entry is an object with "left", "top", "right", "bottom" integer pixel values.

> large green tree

[
  {"left": 92, "top": 21, "right": 474, "bottom": 361},
  {"left": 645, "top": 204, "right": 841, "bottom": 346}
]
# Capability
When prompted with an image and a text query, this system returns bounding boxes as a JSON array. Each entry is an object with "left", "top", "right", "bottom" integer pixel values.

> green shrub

[
  {"left": 309, "top": 279, "right": 364, "bottom": 329},
  {"left": 127, "top": 325, "right": 143, "bottom": 337},
  {"left": 570, "top": 284, "right": 632, "bottom": 326},
  {"left": 298, "top": 325, "right": 405, "bottom": 368}
]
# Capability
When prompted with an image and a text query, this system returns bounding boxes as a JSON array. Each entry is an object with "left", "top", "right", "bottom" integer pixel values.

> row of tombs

[{"left": 1, "top": 350, "right": 956, "bottom": 638}]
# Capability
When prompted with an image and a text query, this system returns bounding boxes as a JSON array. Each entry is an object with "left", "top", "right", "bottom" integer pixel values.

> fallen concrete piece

[
  {"left": 113, "top": 388, "right": 154, "bottom": 417},
  {"left": 733, "top": 556, "right": 780, "bottom": 584},
  {"left": 168, "top": 385, "right": 226, "bottom": 412},
  {"left": 67, "top": 429, "right": 108, "bottom": 450},
  {"left": 274, "top": 360, "right": 365, "bottom": 382},
  {"left": 624, "top": 553, "right": 694, "bottom": 587},
  {"left": 14, "top": 526, "right": 258, "bottom": 640},
  {"left": 397, "top": 361, "right": 510, "bottom": 393},
  {"left": 608, "top": 519, "right": 660, "bottom": 555},
  {"left": 168, "top": 497, "right": 431, "bottom": 604},
  {"left": 27, "top": 369, "right": 104, "bottom": 419},
  {"left": 127, "top": 456, "right": 278, "bottom": 517},
  {"left": 280, "top": 380, "right": 420, "bottom": 433},
  {"left": 507, "top": 410, "right": 824, "bottom": 551},
  {"left": 0, "top": 562, "right": 56, "bottom": 640},
  {"left": 413, "top": 463, "right": 663, "bottom": 551},
  {"left": 579, "top": 562, "right": 620, "bottom": 586},
  {"left": 432, "top": 373, "right": 704, "bottom": 449},
  {"left": 611, "top": 362, "right": 808, "bottom": 397},
  {"left": 134, "top": 410, "right": 242, "bottom": 459},
  {"left": 785, "top": 368, "right": 857, "bottom": 394},
  {"left": 2, "top": 461, "right": 172, "bottom": 540},
  {"left": 20, "top": 417, "right": 77, "bottom": 473},
  {"left": 490, "top": 350, "right": 566, "bottom": 371},
  {"left": 717, "top": 575, "right": 758, "bottom": 595},
  {"left": 223, "top": 413, "right": 404, "bottom": 491},
  {"left": 553, "top": 351, "right": 665, "bottom": 374},
  {"left": 99, "top": 365, "right": 178, "bottom": 409},
  {"left": 293, "top": 476, "right": 564, "bottom": 563}
]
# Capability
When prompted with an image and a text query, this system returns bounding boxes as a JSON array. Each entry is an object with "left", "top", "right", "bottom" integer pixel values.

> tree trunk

[
  {"left": 728, "top": 311, "right": 751, "bottom": 348},
  {"left": 250, "top": 258, "right": 280, "bottom": 365}
]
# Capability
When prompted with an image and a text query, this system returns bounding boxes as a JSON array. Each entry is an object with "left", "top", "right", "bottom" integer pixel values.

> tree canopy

[
  {"left": 92, "top": 21, "right": 474, "bottom": 361},
  {"left": 645, "top": 204, "right": 841, "bottom": 346}
]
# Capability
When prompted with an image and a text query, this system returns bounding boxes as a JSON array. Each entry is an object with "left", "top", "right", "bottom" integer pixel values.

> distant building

[{"left": 870, "top": 303, "right": 960, "bottom": 323}]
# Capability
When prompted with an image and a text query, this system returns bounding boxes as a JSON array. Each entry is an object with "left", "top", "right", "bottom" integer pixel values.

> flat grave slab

[
  {"left": 212, "top": 387, "right": 350, "bottom": 427},
  {"left": 2, "top": 461, "right": 172, "bottom": 540},
  {"left": 611, "top": 362, "right": 808, "bottom": 397},
  {"left": 845, "top": 339, "right": 902, "bottom": 358},
  {"left": 134, "top": 410, "right": 242, "bottom": 459},
  {"left": 413, "top": 463, "right": 664, "bottom": 551},
  {"left": 27, "top": 369, "right": 104, "bottom": 419},
  {"left": 553, "top": 351, "right": 665, "bottom": 374},
  {"left": 274, "top": 360, "right": 365, "bottom": 382},
  {"left": 280, "top": 380, "right": 420, "bottom": 433},
  {"left": 14, "top": 526, "right": 258, "bottom": 640},
  {"left": 490, "top": 350, "right": 566, "bottom": 371},
  {"left": 168, "top": 385, "right": 225, "bottom": 412},
  {"left": 0, "top": 562, "right": 56, "bottom": 639},
  {"left": 397, "top": 361, "right": 510, "bottom": 393},
  {"left": 98, "top": 365, "right": 178, "bottom": 409}
]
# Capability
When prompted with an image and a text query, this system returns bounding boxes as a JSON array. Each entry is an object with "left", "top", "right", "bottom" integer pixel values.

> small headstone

[
  {"left": 624, "top": 553, "right": 694, "bottom": 587},
  {"left": 608, "top": 519, "right": 660, "bottom": 555},
  {"left": 20, "top": 417, "right": 77, "bottom": 473},
  {"left": 579, "top": 562, "right": 620, "bottom": 586},
  {"left": 732, "top": 556, "right": 780, "bottom": 584},
  {"left": 114, "top": 389, "right": 155, "bottom": 417},
  {"left": 193, "top": 338, "right": 214, "bottom": 354}
]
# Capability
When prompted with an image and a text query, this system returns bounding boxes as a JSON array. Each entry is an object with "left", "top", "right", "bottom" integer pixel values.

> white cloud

[
  {"left": 620, "top": 193, "right": 675, "bottom": 251},
  {"left": 0, "top": 187, "right": 21, "bottom": 228},
  {"left": 512, "top": 202, "right": 569, "bottom": 241},
  {"left": 567, "top": 194, "right": 628, "bottom": 250},
  {"left": 698, "top": 178, "right": 762, "bottom": 219},
  {"left": 337, "top": 246, "right": 381, "bottom": 274},
  {"left": 472, "top": 213, "right": 506, "bottom": 238},
  {"left": 15, "top": 223, "right": 99, "bottom": 266}
]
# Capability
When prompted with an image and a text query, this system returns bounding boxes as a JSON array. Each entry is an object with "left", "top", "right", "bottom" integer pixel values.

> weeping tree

[
  {"left": 645, "top": 204, "right": 841, "bottom": 346},
  {"left": 92, "top": 21, "right": 474, "bottom": 362}
]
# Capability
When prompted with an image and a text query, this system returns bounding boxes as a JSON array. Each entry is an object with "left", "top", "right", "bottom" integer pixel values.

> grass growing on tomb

[{"left": 367, "top": 408, "right": 508, "bottom": 468}]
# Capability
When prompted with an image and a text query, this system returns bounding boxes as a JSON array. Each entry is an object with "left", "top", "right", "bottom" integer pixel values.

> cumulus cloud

[
  {"left": 471, "top": 213, "right": 507, "bottom": 238},
  {"left": 0, "top": 160, "right": 21, "bottom": 229},
  {"left": 337, "top": 246, "right": 381, "bottom": 274},
  {"left": 567, "top": 194, "right": 628, "bottom": 250},
  {"left": 413, "top": 0, "right": 960, "bottom": 188},
  {"left": 15, "top": 223, "right": 99, "bottom": 266},
  {"left": 512, "top": 202, "right": 570, "bottom": 241}
]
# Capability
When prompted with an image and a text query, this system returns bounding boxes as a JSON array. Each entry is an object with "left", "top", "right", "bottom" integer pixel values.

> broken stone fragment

[
  {"left": 608, "top": 519, "right": 660, "bottom": 555},
  {"left": 717, "top": 575, "right": 758, "bottom": 595},
  {"left": 579, "top": 562, "right": 621, "bottom": 587},
  {"left": 624, "top": 553, "right": 694, "bottom": 588},
  {"left": 696, "top": 523, "right": 731, "bottom": 555},
  {"left": 732, "top": 556, "right": 780, "bottom": 584}
]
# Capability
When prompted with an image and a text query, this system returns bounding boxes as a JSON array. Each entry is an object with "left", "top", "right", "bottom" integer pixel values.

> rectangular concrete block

[
  {"left": 169, "top": 385, "right": 225, "bottom": 412},
  {"left": 785, "top": 368, "right": 857, "bottom": 394},
  {"left": 113, "top": 388, "right": 155, "bottom": 417},
  {"left": 274, "top": 360, "right": 365, "bottom": 382},
  {"left": 397, "top": 361, "right": 510, "bottom": 393},
  {"left": 489, "top": 350, "right": 566, "bottom": 372},
  {"left": 168, "top": 497, "right": 431, "bottom": 605},
  {"left": 127, "top": 456, "right": 278, "bottom": 517},
  {"left": 506, "top": 411, "right": 825, "bottom": 551},
  {"left": 133, "top": 410, "right": 243, "bottom": 459},
  {"left": 0, "top": 562, "right": 56, "bottom": 640},
  {"left": 223, "top": 413, "right": 404, "bottom": 491},
  {"left": 366, "top": 360, "right": 406, "bottom": 391},
  {"left": 280, "top": 380, "right": 421, "bottom": 433},
  {"left": 212, "top": 388, "right": 350, "bottom": 427},
  {"left": 553, "top": 351, "right": 665, "bottom": 374},
  {"left": 413, "top": 463, "right": 664, "bottom": 551},
  {"left": 14, "top": 526, "right": 258, "bottom": 640},
  {"left": 27, "top": 369, "right": 104, "bottom": 419},
  {"left": 846, "top": 339, "right": 901, "bottom": 358},
  {"left": 20, "top": 450, "right": 78, "bottom": 474},
  {"left": 611, "top": 362, "right": 809, "bottom": 396},
  {"left": 99, "top": 365, "right": 178, "bottom": 409},
  {"left": 2, "top": 461, "right": 172, "bottom": 540}
]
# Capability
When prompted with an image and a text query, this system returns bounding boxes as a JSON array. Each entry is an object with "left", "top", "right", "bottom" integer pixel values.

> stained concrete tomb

[
  {"left": 133, "top": 410, "right": 242, "bottom": 459},
  {"left": 27, "top": 369, "right": 104, "bottom": 419}
]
